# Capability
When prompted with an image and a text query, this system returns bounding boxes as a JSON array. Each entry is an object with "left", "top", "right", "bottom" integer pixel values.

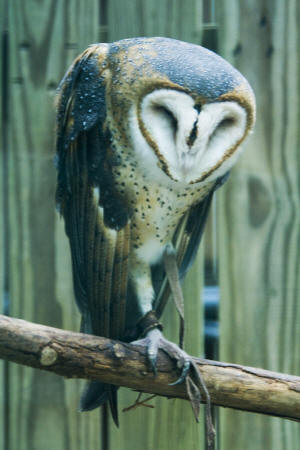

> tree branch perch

[{"left": 0, "top": 314, "right": 299, "bottom": 421}]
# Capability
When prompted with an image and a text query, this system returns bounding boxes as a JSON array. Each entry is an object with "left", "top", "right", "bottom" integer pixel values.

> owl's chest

[{"left": 112, "top": 162, "right": 212, "bottom": 264}]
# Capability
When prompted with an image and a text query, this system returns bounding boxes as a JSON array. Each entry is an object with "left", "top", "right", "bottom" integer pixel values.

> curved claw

[
  {"left": 148, "top": 350, "right": 158, "bottom": 376},
  {"left": 168, "top": 359, "right": 190, "bottom": 386},
  {"left": 132, "top": 329, "right": 162, "bottom": 376}
]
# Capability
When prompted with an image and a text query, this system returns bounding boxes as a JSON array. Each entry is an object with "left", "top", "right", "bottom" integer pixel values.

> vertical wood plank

[
  {"left": 218, "top": 1, "right": 300, "bottom": 449},
  {"left": 1, "top": 2, "right": 10, "bottom": 449},
  {"left": 6, "top": 1, "right": 102, "bottom": 449},
  {"left": 107, "top": 0, "right": 202, "bottom": 44},
  {"left": 1, "top": 2, "right": 6, "bottom": 449}
]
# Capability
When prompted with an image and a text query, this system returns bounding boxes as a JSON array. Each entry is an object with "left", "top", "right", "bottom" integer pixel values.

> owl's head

[
  {"left": 105, "top": 37, "right": 255, "bottom": 185},
  {"left": 57, "top": 37, "right": 255, "bottom": 187},
  {"left": 133, "top": 88, "right": 252, "bottom": 185}
]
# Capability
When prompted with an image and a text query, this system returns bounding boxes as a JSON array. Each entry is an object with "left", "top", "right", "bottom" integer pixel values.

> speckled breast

[{"left": 111, "top": 158, "right": 213, "bottom": 258}]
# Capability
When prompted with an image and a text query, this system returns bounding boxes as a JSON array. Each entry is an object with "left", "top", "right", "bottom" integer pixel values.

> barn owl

[{"left": 55, "top": 37, "right": 255, "bottom": 424}]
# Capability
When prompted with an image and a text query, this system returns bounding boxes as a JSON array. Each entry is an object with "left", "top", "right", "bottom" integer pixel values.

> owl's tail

[{"left": 79, "top": 381, "right": 119, "bottom": 426}]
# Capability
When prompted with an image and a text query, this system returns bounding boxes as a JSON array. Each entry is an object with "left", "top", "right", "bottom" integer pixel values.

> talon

[
  {"left": 169, "top": 359, "right": 190, "bottom": 386},
  {"left": 177, "top": 360, "right": 183, "bottom": 369},
  {"left": 148, "top": 350, "right": 158, "bottom": 376},
  {"left": 182, "top": 359, "right": 190, "bottom": 378}
]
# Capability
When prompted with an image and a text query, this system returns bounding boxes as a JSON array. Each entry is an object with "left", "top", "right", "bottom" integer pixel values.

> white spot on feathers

[{"left": 92, "top": 187, "right": 117, "bottom": 240}]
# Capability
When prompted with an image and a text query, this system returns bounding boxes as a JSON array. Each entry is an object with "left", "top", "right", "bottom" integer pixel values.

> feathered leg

[{"left": 130, "top": 246, "right": 190, "bottom": 383}]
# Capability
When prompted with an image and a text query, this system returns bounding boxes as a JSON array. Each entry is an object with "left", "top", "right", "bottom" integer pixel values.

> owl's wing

[
  {"left": 56, "top": 46, "right": 132, "bottom": 421},
  {"left": 56, "top": 45, "right": 131, "bottom": 342},
  {"left": 153, "top": 174, "right": 229, "bottom": 318}
]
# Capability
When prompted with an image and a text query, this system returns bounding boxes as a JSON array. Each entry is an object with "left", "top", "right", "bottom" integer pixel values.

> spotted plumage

[{"left": 55, "top": 37, "right": 255, "bottom": 423}]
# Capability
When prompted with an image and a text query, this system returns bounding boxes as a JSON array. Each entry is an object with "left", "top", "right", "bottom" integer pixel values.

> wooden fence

[
  {"left": 218, "top": 1, "right": 300, "bottom": 449},
  {"left": 0, "top": 1, "right": 299, "bottom": 449}
]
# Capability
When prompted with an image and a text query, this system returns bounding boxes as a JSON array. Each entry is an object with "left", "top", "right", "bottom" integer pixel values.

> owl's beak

[{"left": 180, "top": 152, "right": 199, "bottom": 178}]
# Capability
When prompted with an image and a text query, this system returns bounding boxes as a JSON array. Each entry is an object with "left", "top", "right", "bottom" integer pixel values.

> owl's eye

[
  {"left": 217, "top": 117, "right": 236, "bottom": 129},
  {"left": 208, "top": 116, "right": 236, "bottom": 145},
  {"left": 152, "top": 105, "right": 178, "bottom": 138}
]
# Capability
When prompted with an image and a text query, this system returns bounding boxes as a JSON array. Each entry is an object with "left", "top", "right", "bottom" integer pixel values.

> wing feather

[
  {"left": 110, "top": 223, "right": 131, "bottom": 339},
  {"left": 55, "top": 45, "right": 131, "bottom": 345}
]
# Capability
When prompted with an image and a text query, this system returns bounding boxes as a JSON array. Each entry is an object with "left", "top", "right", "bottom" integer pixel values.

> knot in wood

[
  {"left": 113, "top": 343, "right": 126, "bottom": 359},
  {"left": 40, "top": 346, "right": 58, "bottom": 366}
]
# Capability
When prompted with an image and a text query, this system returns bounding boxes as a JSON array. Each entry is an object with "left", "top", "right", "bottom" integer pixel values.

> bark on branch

[{"left": 0, "top": 314, "right": 299, "bottom": 421}]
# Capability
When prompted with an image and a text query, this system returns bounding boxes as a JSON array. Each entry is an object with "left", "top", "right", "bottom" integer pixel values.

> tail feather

[
  {"left": 107, "top": 385, "right": 119, "bottom": 427},
  {"left": 79, "top": 381, "right": 119, "bottom": 426}
]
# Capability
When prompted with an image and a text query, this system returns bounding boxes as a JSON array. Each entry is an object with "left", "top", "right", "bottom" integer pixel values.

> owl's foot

[
  {"left": 132, "top": 328, "right": 190, "bottom": 384},
  {"left": 132, "top": 327, "right": 216, "bottom": 448}
]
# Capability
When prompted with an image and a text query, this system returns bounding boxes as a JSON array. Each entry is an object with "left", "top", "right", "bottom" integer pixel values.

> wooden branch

[{"left": 0, "top": 314, "right": 299, "bottom": 421}]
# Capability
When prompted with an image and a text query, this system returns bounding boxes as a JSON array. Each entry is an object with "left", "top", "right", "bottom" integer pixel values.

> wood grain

[
  {"left": 107, "top": 0, "right": 203, "bottom": 43},
  {"left": 1, "top": 2, "right": 8, "bottom": 449},
  {"left": 218, "top": 1, "right": 300, "bottom": 449}
]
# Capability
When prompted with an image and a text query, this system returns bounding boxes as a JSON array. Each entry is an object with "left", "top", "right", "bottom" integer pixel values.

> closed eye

[
  {"left": 217, "top": 117, "right": 236, "bottom": 129},
  {"left": 152, "top": 105, "right": 178, "bottom": 139},
  {"left": 208, "top": 116, "right": 236, "bottom": 144}
]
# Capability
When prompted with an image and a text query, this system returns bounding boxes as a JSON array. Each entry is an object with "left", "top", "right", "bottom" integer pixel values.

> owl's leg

[{"left": 129, "top": 259, "right": 190, "bottom": 383}]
